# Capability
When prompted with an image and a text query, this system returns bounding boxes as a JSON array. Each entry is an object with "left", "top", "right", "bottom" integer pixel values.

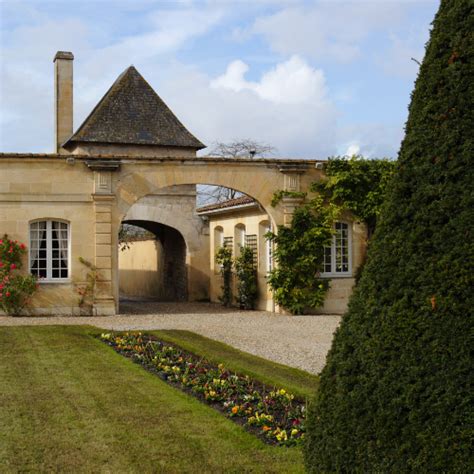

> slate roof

[
  {"left": 64, "top": 66, "right": 205, "bottom": 150},
  {"left": 196, "top": 195, "right": 258, "bottom": 214}
]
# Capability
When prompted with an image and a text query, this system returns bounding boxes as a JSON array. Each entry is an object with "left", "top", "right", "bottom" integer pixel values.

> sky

[{"left": 0, "top": 0, "right": 439, "bottom": 159}]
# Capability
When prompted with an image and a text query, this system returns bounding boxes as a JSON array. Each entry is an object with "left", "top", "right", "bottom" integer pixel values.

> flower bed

[{"left": 100, "top": 332, "right": 305, "bottom": 446}]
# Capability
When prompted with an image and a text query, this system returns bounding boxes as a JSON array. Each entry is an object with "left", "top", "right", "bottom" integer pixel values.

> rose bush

[
  {"left": 0, "top": 234, "right": 37, "bottom": 315},
  {"left": 101, "top": 332, "right": 306, "bottom": 446}
]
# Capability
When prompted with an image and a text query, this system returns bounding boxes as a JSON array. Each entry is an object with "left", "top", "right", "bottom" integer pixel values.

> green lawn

[{"left": 0, "top": 326, "right": 315, "bottom": 473}]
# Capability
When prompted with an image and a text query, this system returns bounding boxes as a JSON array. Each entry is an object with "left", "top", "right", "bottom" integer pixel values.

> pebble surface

[{"left": 0, "top": 301, "right": 341, "bottom": 375}]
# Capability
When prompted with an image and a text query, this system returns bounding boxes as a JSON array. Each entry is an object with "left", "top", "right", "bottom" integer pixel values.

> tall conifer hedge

[{"left": 305, "top": 1, "right": 474, "bottom": 471}]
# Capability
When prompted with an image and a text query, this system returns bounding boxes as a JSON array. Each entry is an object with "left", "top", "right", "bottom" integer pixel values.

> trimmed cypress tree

[{"left": 305, "top": 1, "right": 474, "bottom": 472}]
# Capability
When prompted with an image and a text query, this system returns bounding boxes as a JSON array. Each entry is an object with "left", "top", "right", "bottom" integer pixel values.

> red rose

[
  {"left": 5, "top": 291, "right": 10, "bottom": 297},
  {"left": 10, "top": 263, "right": 16, "bottom": 270}
]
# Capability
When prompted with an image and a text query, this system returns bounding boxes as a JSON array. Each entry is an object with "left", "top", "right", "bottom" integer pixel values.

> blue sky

[{"left": 0, "top": 0, "right": 439, "bottom": 158}]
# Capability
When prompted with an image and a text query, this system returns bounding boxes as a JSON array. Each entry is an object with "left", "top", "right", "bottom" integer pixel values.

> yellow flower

[
  {"left": 231, "top": 406, "right": 239, "bottom": 414},
  {"left": 279, "top": 389, "right": 286, "bottom": 396},
  {"left": 291, "top": 429, "right": 299, "bottom": 437}
]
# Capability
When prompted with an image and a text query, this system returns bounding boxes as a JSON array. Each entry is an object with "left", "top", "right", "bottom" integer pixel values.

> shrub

[
  {"left": 305, "top": 1, "right": 474, "bottom": 471},
  {"left": 215, "top": 246, "right": 233, "bottom": 306},
  {"left": 234, "top": 246, "right": 258, "bottom": 309},
  {"left": 0, "top": 234, "right": 37, "bottom": 315}
]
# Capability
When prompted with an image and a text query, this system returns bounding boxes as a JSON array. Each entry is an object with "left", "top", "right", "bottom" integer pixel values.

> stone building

[
  {"left": 0, "top": 51, "right": 366, "bottom": 316},
  {"left": 0, "top": 51, "right": 211, "bottom": 315},
  {"left": 197, "top": 196, "right": 367, "bottom": 314}
]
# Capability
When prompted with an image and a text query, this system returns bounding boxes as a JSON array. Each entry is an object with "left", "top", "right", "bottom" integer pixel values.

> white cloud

[
  {"left": 155, "top": 61, "right": 338, "bottom": 159},
  {"left": 344, "top": 143, "right": 360, "bottom": 157},
  {"left": 0, "top": 5, "right": 224, "bottom": 152},
  {"left": 251, "top": 2, "right": 404, "bottom": 63},
  {"left": 211, "top": 55, "right": 327, "bottom": 105}
]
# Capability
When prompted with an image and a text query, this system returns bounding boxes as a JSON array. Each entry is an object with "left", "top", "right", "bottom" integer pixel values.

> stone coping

[{"left": 0, "top": 152, "right": 324, "bottom": 165}]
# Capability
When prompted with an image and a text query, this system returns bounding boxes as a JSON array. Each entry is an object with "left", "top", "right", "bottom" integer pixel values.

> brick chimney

[{"left": 54, "top": 51, "right": 74, "bottom": 154}]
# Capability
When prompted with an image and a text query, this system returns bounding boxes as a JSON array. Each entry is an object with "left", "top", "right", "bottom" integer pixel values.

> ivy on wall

[
  {"left": 313, "top": 155, "right": 396, "bottom": 236},
  {"left": 234, "top": 246, "right": 258, "bottom": 310},
  {"left": 216, "top": 246, "right": 258, "bottom": 310},
  {"left": 215, "top": 247, "right": 233, "bottom": 307},
  {"left": 267, "top": 156, "right": 396, "bottom": 314},
  {"left": 266, "top": 196, "right": 339, "bottom": 315}
]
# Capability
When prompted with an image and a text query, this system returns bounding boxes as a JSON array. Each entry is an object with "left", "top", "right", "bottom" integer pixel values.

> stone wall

[
  {"left": 119, "top": 240, "right": 163, "bottom": 298},
  {"left": 208, "top": 206, "right": 274, "bottom": 311},
  {"left": 208, "top": 207, "right": 367, "bottom": 315},
  {"left": 0, "top": 157, "right": 96, "bottom": 315}
]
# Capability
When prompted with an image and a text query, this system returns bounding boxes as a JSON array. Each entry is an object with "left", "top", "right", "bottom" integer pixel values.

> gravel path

[{"left": 0, "top": 301, "right": 341, "bottom": 374}]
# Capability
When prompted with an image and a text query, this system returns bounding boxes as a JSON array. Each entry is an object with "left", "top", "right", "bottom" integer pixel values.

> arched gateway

[{"left": 0, "top": 51, "right": 326, "bottom": 316}]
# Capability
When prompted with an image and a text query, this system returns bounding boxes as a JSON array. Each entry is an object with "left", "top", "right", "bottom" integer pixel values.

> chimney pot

[{"left": 54, "top": 51, "right": 74, "bottom": 62}]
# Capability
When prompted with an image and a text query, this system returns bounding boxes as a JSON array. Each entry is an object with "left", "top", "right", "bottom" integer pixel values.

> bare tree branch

[
  {"left": 208, "top": 139, "right": 276, "bottom": 159},
  {"left": 197, "top": 139, "right": 276, "bottom": 205}
]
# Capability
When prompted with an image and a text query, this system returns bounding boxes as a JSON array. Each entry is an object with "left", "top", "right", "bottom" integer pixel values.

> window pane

[
  {"left": 334, "top": 223, "right": 349, "bottom": 273},
  {"left": 30, "top": 220, "right": 69, "bottom": 280}
]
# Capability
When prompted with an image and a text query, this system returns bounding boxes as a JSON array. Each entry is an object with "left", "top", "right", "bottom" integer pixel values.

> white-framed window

[
  {"left": 321, "top": 221, "right": 352, "bottom": 277},
  {"left": 29, "top": 220, "right": 70, "bottom": 282}
]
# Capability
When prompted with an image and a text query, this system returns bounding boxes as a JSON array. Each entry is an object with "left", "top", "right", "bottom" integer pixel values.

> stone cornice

[{"left": 0, "top": 152, "right": 324, "bottom": 167}]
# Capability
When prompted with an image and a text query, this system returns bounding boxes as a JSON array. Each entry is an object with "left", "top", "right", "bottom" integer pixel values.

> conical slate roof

[{"left": 65, "top": 66, "right": 205, "bottom": 150}]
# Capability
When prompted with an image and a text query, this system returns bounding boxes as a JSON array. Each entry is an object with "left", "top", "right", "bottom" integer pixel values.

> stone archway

[
  {"left": 88, "top": 157, "right": 318, "bottom": 314},
  {"left": 119, "top": 220, "right": 189, "bottom": 303}
]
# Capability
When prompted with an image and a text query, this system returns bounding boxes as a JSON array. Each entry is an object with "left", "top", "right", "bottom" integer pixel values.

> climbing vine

[
  {"left": 234, "top": 246, "right": 258, "bottom": 310},
  {"left": 267, "top": 196, "right": 339, "bottom": 314},
  {"left": 215, "top": 247, "right": 233, "bottom": 307},
  {"left": 268, "top": 156, "right": 396, "bottom": 314},
  {"left": 313, "top": 155, "right": 396, "bottom": 236},
  {"left": 76, "top": 257, "right": 98, "bottom": 314},
  {"left": 271, "top": 190, "right": 307, "bottom": 207}
]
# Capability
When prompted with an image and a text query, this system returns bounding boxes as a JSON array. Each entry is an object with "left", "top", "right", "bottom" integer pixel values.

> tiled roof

[
  {"left": 64, "top": 66, "right": 205, "bottom": 149},
  {"left": 196, "top": 195, "right": 258, "bottom": 213}
]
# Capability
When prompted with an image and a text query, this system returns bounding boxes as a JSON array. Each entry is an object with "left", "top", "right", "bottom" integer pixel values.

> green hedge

[{"left": 304, "top": 1, "right": 474, "bottom": 472}]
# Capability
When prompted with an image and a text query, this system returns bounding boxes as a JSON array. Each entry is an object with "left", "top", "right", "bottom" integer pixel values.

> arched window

[
  {"left": 213, "top": 226, "right": 224, "bottom": 273},
  {"left": 214, "top": 226, "right": 224, "bottom": 252},
  {"left": 30, "top": 220, "right": 70, "bottom": 281},
  {"left": 321, "top": 221, "right": 352, "bottom": 276},
  {"left": 258, "top": 220, "right": 271, "bottom": 274},
  {"left": 234, "top": 223, "right": 246, "bottom": 257}
]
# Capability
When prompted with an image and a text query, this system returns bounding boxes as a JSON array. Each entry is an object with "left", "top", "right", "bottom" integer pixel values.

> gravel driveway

[{"left": 0, "top": 301, "right": 341, "bottom": 374}]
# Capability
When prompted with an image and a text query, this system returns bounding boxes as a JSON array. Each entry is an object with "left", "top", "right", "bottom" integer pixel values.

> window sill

[
  {"left": 320, "top": 274, "right": 353, "bottom": 279},
  {"left": 37, "top": 279, "right": 71, "bottom": 285}
]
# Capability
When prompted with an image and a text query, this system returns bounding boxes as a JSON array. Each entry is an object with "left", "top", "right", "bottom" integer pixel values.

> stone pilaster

[
  {"left": 87, "top": 162, "right": 121, "bottom": 316},
  {"left": 278, "top": 163, "right": 308, "bottom": 225},
  {"left": 93, "top": 194, "right": 115, "bottom": 315},
  {"left": 281, "top": 196, "right": 306, "bottom": 226}
]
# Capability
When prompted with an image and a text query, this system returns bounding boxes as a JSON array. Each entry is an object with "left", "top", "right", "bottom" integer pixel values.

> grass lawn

[{"left": 0, "top": 326, "right": 316, "bottom": 473}]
